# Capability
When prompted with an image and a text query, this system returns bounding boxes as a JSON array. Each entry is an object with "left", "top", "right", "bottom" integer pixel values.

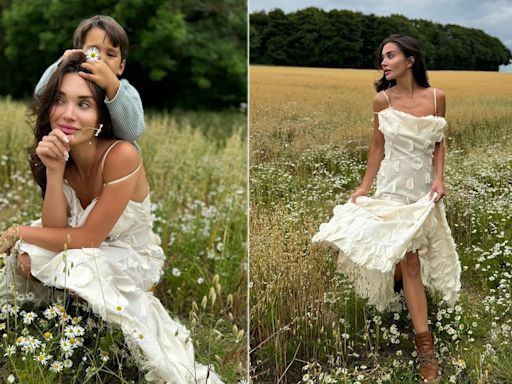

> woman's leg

[
  {"left": 401, "top": 251, "right": 439, "bottom": 382},
  {"left": 400, "top": 251, "right": 428, "bottom": 333}
]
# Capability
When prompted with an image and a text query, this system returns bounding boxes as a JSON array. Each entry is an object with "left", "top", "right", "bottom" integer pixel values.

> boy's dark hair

[{"left": 73, "top": 15, "right": 129, "bottom": 59}]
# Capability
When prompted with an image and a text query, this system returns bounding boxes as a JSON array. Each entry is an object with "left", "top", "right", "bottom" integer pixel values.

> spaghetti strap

[
  {"left": 382, "top": 90, "right": 391, "bottom": 107},
  {"left": 104, "top": 162, "right": 142, "bottom": 186},
  {"left": 100, "top": 140, "right": 142, "bottom": 186},
  {"left": 433, "top": 88, "right": 437, "bottom": 116},
  {"left": 100, "top": 141, "right": 120, "bottom": 174}
]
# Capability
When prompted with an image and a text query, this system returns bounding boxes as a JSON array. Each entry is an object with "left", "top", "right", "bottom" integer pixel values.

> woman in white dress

[
  {"left": 0, "top": 51, "right": 222, "bottom": 384},
  {"left": 313, "top": 35, "right": 461, "bottom": 383}
]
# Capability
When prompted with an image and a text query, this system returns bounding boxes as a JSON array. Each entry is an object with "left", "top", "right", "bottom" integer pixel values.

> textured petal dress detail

[
  {"left": 312, "top": 106, "right": 461, "bottom": 312},
  {"left": 0, "top": 179, "right": 223, "bottom": 384}
]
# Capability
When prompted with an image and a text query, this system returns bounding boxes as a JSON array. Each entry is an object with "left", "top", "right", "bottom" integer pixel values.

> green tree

[
  {"left": 0, "top": 0, "right": 246, "bottom": 109},
  {"left": 249, "top": 8, "right": 512, "bottom": 71}
]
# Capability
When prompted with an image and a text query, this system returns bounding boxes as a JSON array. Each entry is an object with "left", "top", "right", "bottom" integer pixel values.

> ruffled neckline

[{"left": 378, "top": 107, "right": 446, "bottom": 121}]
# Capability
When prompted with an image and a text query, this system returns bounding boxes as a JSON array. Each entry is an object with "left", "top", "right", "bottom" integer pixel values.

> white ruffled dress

[
  {"left": 312, "top": 102, "right": 461, "bottom": 312},
  {"left": 1, "top": 178, "right": 222, "bottom": 383}
]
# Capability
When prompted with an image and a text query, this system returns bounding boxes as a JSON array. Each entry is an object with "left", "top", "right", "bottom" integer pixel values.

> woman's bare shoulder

[
  {"left": 102, "top": 141, "right": 141, "bottom": 183},
  {"left": 373, "top": 91, "right": 389, "bottom": 113}
]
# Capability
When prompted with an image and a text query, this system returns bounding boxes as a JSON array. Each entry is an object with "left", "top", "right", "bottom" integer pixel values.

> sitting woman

[{"left": 0, "top": 51, "right": 222, "bottom": 384}]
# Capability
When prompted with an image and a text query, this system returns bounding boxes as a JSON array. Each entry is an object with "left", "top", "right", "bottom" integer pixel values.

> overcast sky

[{"left": 249, "top": 0, "right": 512, "bottom": 71}]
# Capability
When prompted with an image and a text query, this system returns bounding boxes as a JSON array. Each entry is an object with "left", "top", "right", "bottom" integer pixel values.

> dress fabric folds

[
  {"left": 0, "top": 180, "right": 222, "bottom": 383},
  {"left": 313, "top": 107, "right": 461, "bottom": 311}
]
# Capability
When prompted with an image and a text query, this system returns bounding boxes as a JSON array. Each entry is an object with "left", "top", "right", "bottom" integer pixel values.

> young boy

[{"left": 35, "top": 15, "right": 144, "bottom": 143}]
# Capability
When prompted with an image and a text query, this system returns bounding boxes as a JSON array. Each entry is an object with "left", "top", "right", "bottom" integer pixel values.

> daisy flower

[
  {"left": 86, "top": 47, "right": 101, "bottom": 63},
  {"left": 34, "top": 352, "right": 51, "bottom": 365},
  {"left": 49, "top": 360, "right": 63, "bottom": 373},
  {"left": 22, "top": 311, "right": 37, "bottom": 325}
]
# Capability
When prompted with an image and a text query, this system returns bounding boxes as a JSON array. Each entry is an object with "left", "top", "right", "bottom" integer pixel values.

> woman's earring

[{"left": 95, "top": 124, "right": 103, "bottom": 137}]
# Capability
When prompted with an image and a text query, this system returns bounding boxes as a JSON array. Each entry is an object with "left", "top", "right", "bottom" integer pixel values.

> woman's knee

[
  {"left": 17, "top": 252, "right": 32, "bottom": 279},
  {"left": 401, "top": 252, "right": 421, "bottom": 278}
]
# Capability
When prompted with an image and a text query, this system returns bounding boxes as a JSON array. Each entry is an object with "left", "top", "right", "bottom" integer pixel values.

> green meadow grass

[{"left": 0, "top": 97, "right": 247, "bottom": 383}]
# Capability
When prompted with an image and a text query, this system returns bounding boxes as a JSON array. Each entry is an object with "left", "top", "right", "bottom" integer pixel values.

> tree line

[
  {"left": 250, "top": 8, "right": 512, "bottom": 71},
  {"left": 0, "top": 0, "right": 246, "bottom": 109}
]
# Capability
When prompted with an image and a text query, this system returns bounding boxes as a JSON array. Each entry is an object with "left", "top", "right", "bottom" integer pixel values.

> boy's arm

[
  {"left": 105, "top": 79, "right": 145, "bottom": 143},
  {"left": 34, "top": 59, "right": 60, "bottom": 95}
]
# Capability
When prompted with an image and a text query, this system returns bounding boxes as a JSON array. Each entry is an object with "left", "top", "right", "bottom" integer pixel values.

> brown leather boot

[{"left": 414, "top": 331, "right": 440, "bottom": 383}]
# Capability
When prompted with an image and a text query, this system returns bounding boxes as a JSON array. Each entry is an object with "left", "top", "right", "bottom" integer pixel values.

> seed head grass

[
  {"left": 250, "top": 65, "right": 512, "bottom": 383},
  {"left": 0, "top": 98, "right": 247, "bottom": 383}
]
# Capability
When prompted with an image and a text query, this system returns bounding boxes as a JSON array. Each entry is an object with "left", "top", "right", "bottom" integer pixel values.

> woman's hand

[
  {"left": 35, "top": 130, "right": 71, "bottom": 172},
  {"left": 350, "top": 187, "right": 369, "bottom": 203},
  {"left": 0, "top": 225, "right": 20, "bottom": 254},
  {"left": 429, "top": 179, "right": 445, "bottom": 202}
]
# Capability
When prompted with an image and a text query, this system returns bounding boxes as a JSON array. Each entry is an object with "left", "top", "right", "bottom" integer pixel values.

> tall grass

[
  {"left": 250, "top": 66, "right": 512, "bottom": 383},
  {"left": 0, "top": 97, "right": 247, "bottom": 383}
]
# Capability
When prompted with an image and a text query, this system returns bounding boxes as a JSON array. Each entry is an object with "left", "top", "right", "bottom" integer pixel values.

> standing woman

[{"left": 313, "top": 34, "right": 461, "bottom": 383}]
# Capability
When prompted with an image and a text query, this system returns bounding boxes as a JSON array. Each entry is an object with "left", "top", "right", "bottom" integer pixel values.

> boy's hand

[
  {"left": 79, "top": 60, "right": 120, "bottom": 100},
  {"left": 62, "top": 49, "right": 85, "bottom": 61}
]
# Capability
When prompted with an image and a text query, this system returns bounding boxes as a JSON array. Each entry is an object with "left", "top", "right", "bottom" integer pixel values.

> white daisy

[
  {"left": 86, "top": 47, "right": 101, "bottom": 63},
  {"left": 49, "top": 360, "right": 63, "bottom": 373}
]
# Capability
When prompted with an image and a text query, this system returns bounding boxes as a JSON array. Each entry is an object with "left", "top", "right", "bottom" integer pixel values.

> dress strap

[
  {"left": 100, "top": 140, "right": 142, "bottom": 186},
  {"left": 104, "top": 162, "right": 142, "bottom": 186},
  {"left": 382, "top": 90, "right": 391, "bottom": 107},
  {"left": 433, "top": 88, "right": 437, "bottom": 116},
  {"left": 100, "top": 141, "right": 120, "bottom": 174}
]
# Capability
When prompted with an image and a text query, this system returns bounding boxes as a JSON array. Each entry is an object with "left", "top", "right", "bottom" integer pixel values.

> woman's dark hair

[
  {"left": 29, "top": 51, "right": 114, "bottom": 196},
  {"left": 374, "top": 34, "right": 430, "bottom": 92}
]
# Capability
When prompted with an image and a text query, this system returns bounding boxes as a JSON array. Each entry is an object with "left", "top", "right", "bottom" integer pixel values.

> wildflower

[
  {"left": 116, "top": 305, "right": 123, "bottom": 313},
  {"left": 34, "top": 352, "right": 51, "bottom": 365},
  {"left": 60, "top": 338, "right": 73, "bottom": 357},
  {"left": 68, "top": 337, "right": 83, "bottom": 349},
  {"left": 7, "top": 374, "right": 15, "bottom": 383},
  {"left": 0, "top": 323, "right": 5, "bottom": 330},
  {"left": 172, "top": 268, "right": 181, "bottom": 277},
  {"left": 71, "top": 316, "right": 82, "bottom": 325},
  {"left": 63, "top": 359, "right": 73, "bottom": 368},
  {"left": 16, "top": 293, "right": 26, "bottom": 302},
  {"left": 49, "top": 360, "right": 63, "bottom": 373},
  {"left": 86, "top": 47, "right": 101, "bottom": 63},
  {"left": 72, "top": 325, "right": 85, "bottom": 336},
  {"left": 4, "top": 345, "right": 16, "bottom": 357},
  {"left": 43, "top": 307, "right": 57, "bottom": 320},
  {"left": 64, "top": 326, "right": 75, "bottom": 338},
  {"left": 99, "top": 349, "right": 110, "bottom": 362},
  {"left": 22, "top": 311, "right": 37, "bottom": 325},
  {"left": 197, "top": 277, "right": 204, "bottom": 284},
  {"left": 43, "top": 332, "right": 53, "bottom": 341}
]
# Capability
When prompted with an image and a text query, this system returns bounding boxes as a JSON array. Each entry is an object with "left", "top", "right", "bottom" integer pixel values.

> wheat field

[{"left": 250, "top": 65, "right": 512, "bottom": 383}]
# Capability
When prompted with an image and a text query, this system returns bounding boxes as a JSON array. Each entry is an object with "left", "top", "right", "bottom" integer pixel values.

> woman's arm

[
  {"left": 36, "top": 130, "right": 71, "bottom": 227},
  {"left": 18, "top": 142, "right": 142, "bottom": 251},
  {"left": 430, "top": 89, "right": 447, "bottom": 201},
  {"left": 350, "top": 93, "right": 387, "bottom": 202}
]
